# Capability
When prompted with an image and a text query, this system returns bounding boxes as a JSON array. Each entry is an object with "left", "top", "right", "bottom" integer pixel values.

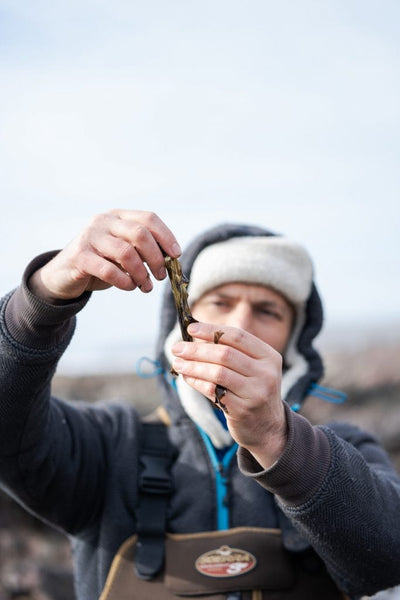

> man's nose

[{"left": 226, "top": 304, "right": 253, "bottom": 331}]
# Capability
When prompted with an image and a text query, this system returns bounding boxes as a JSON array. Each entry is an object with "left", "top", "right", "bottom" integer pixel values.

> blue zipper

[{"left": 197, "top": 427, "right": 238, "bottom": 530}]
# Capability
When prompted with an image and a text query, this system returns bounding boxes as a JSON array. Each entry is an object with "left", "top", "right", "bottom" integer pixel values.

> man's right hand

[{"left": 28, "top": 209, "right": 182, "bottom": 303}]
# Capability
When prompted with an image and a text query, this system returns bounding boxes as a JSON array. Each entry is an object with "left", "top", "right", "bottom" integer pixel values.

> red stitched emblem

[{"left": 195, "top": 545, "right": 257, "bottom": 578}]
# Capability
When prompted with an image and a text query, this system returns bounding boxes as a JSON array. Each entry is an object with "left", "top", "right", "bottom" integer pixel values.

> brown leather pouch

[
  {"left": 100, "top": 527, "right": 296, "bottom": 600},
  {"left": 164, "top": 527, "right": 294, "bottom": 596},
  {"left": 100, "top": 527, "right": 345, "bottom": 600}
]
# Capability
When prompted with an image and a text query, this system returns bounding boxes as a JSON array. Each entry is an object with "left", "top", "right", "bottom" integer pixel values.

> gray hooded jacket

[{"left": 0, "top": 223, "right": 399, "bottom": 600}]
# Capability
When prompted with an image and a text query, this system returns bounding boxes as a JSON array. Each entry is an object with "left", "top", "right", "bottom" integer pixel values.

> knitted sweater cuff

[
  {"left": 4, "top": 251, "right": 91, "bottom": 350},
  {"left": 237, "top": 402, "right": 331, "bottom": 507}
]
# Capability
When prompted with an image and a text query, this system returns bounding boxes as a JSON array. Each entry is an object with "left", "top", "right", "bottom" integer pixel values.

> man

[{"left": 0, "top": 209, "right": 399, "bottom": 600}]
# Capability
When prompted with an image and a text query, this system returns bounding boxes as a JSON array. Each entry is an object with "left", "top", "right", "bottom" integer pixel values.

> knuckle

[
  {"left": 98, "top": 261, "right": 116, "bottom": 281},
  {"left": 214, "top": 365, "right": 228, "bottom": 387},
  {"left": 142, "top": 211, "right": 158, "bottom": 226},
  {"left": 219, "top": 345, "right": 234, "bottom": 363},
  {"left": 116, "top": 240, "right": 133, "bottom": 263},
  {"left": 108, "top": 208, "right": 122, "bottom": 216},
  {"left": 89, "top": 212, "right": 110, "bottom": 228},
  {"left": 234, "top": 403, "right": 247, "bottom": 420},
  {"left": 133, "top": 224, "right": 150, "bottom": 244},
  {"left": 229, "top": 327, "right": 246, "bottom": 346},
  {"left": 204, "top": 381, "right": 215, "bottom": 397}
]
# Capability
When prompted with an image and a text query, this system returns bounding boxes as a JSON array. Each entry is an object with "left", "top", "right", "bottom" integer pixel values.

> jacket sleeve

[
  {"left": 0, "top": 253, "right": 141, "bottom": 535},
  {"left": 237, "top": 403, "right": 400, "bottom": 597}
]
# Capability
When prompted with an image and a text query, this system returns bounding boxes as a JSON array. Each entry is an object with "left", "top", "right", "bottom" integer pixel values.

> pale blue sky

[{"left": 1, "top": 1, "right": 399, "bottom": 373}]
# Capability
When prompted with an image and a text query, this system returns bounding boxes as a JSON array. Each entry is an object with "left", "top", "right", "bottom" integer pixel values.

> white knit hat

[{"left": 187, "top": 236, "right": 314, "bottom": 308}]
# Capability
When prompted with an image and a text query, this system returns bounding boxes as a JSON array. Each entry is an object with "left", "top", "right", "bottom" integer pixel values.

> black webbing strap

[{"left": 134, "top": 421, "right": 174, "bottom": 580}]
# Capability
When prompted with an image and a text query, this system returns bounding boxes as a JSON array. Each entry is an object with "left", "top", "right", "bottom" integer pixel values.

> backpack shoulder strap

[{"left": 135, "top": 410, "right": 174, "bottom": 580}]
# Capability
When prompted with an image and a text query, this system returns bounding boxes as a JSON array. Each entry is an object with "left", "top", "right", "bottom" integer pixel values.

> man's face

[{"left": 191, "top": 283, "right": 294, "bottom": 355}]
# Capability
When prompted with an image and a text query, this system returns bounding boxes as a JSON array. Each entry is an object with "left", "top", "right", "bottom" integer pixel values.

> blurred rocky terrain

[{"left": 1, "top": 341, "right": 399, "bottom": 599}]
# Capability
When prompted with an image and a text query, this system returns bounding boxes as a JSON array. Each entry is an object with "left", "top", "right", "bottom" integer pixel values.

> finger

[
  {"left": 182, "top": 374, "right": 234, "bottom": 405},
  {"left": 109, "top": 209, "right": 182, "bottom": 258},
  {"left": 93, "top": 218, "right": 161, "bottom": 283},
  {"left": 172, "top": 339, "right": 281, "bottom": 403},
  {"left": 182, "top": 375, "right": 246, "bottom": 419},
  {"left": 109, "top": 217, "right": 181, "bottom": 283},
  {"left": 72, "top": 248, "right": 141, "bottom": 291},
  {"left": 172, "top": 355, "right": 243, "bottom": 396},
  {"left": 86, "top": 210, "right": 181, "bottom": 283},
  {"left": 187, "top": 321, "right": 274, "bottom": 359},
  {"left": 83, "top": 227, "right": 156, "bottom": 291},
  {"left": 172, "top": 340, "right": 254, "bottom": 377}
]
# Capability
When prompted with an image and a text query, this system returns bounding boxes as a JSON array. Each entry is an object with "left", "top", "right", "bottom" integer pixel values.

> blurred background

[
  {"left": 1, "top": 0, "right": 400, "bottom": 374},
  {"left": 0, "top": 1, "right": 399, "bottom": 598}
]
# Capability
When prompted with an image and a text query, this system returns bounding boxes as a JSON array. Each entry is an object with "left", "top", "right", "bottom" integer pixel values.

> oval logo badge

[{"left": 195, "top": 545, "right": 257, "bottom": 578}]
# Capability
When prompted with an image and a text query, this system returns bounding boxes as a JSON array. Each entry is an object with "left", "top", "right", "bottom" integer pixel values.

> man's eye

[
  {"left": 212, "top": 300, "right": 229, "bottom": 308},
  {"left": 259, "top": 308, "right": 282, "bottom": 320}
]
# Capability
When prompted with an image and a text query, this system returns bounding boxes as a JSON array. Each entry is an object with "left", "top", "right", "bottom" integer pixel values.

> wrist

[
  {"left": 27, "top": 269, "right": 61, "bottom": 305},
  {"left": 28, "top": 262, "right": 79, "bottom": 305},
  {"left": 245, "top": 416, "right": 288, "bottom": 469}
]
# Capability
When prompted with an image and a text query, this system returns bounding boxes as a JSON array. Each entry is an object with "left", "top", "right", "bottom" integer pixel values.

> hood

[{"left": 155, "top": 222, "right": 324, "bottom": 419}]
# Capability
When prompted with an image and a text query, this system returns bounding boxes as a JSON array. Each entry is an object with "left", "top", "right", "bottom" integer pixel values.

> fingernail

[
  {"left": 187, "top": 322, "right": 200, "bottom": 334},
  {"left": 172, "top": 242, "right": 182, "bottom": 256},
  {"left": 157, "top": 266, "right": 166, "bottom": 280},
  {"left": 172, "top": 342, "right": 184, "bottom": 355},
  {"left": 139, "top": 277, "right": 153, "bottom": 293},
  {"left": 172, "top": 358, "right": 184, "bottom": 370}
]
